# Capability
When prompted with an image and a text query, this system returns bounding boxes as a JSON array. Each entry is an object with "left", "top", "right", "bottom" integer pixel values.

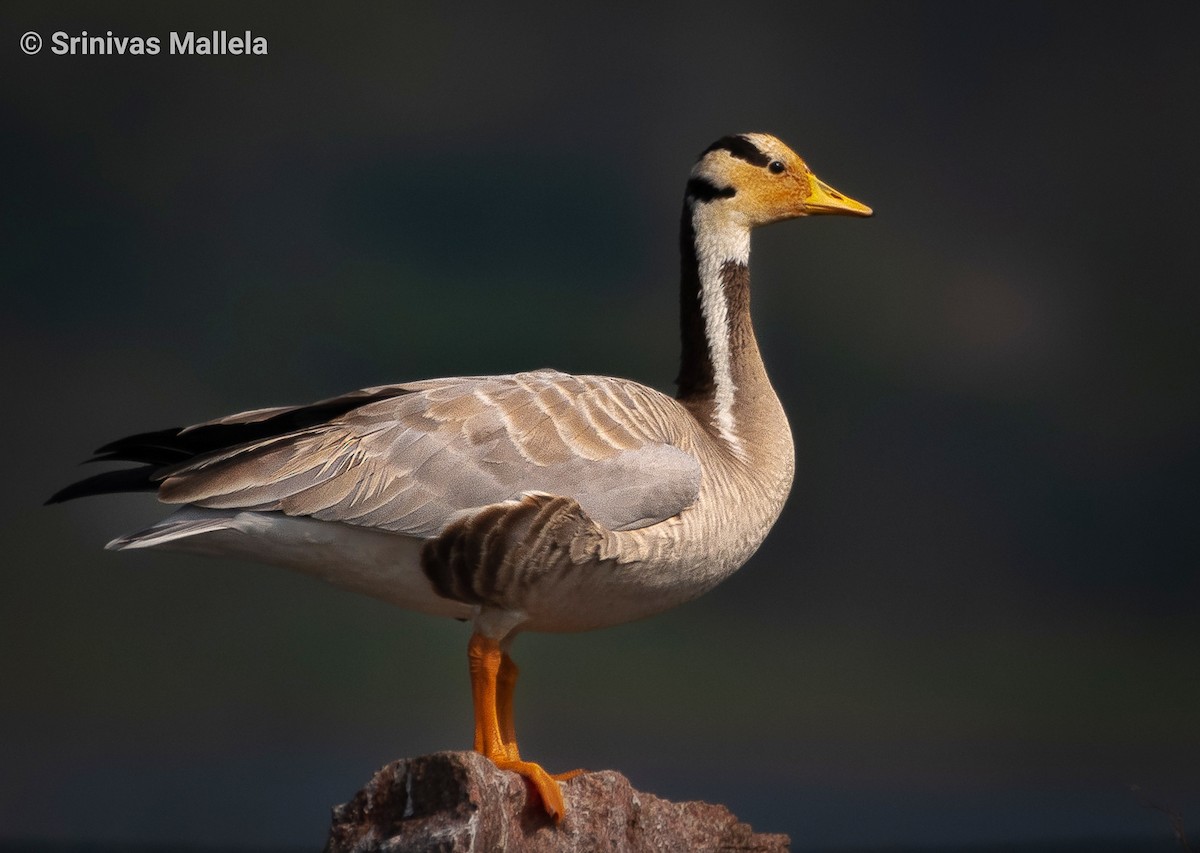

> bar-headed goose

[{"left": 49, "top": 133, "right": 871, "bottom": 821}]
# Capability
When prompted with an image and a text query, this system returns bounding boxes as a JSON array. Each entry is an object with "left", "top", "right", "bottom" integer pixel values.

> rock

[{"left": 326, "top": 751, "right": 790, "bottom": 852}]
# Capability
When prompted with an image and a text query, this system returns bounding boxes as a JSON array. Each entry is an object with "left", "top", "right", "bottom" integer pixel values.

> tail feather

[{"left": 106, "top": 508, "right": 241, "bottom": 550}]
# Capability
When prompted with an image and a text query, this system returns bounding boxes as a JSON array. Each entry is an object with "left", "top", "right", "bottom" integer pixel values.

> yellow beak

[{"left": 806, "top": 174, "right": 873, "bottom": 217}]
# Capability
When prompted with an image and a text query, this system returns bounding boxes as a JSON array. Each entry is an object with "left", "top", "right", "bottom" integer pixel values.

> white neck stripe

[{"left": 689, "top": 202, "right": 750, "bottom": 456}]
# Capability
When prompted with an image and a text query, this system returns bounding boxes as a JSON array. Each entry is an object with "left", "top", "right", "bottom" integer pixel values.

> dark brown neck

[{"left": 676, "top": 201, "right": 715, "bottom": 402}]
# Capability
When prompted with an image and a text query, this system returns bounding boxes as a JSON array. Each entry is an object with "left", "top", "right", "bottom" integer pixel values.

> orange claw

[{"left": 468, "top": 633, "right": 568, "bottom": 821}]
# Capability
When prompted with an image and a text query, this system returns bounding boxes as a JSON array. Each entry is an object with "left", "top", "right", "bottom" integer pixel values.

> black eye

[{"left": 767, "top": 160, "right": 785, "bottom": 174}]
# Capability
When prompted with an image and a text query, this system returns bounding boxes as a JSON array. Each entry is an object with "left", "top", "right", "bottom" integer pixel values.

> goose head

[{"left": 688, "top": 132, "right": 872, "bottom": 227}]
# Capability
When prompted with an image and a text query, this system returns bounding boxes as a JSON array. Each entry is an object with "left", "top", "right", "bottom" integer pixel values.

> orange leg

[
  {"left": 496, "top": 652, "right": 521, "bottom": 762},
  {"left": 468, "top": 633, "right": 566, "bottom": 821},
  {"left": 495, "top": 651, "right": 585, "bottom": 780}
]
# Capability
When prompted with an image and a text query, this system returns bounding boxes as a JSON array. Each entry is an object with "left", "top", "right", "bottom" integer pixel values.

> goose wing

[{"left": 149, "top": 370, "right": 702, "bottom": 536}]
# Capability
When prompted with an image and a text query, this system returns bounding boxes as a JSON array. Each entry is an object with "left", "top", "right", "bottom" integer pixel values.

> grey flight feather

[{"left": 154, "top": 370, "right": 703, "bottom": 537}]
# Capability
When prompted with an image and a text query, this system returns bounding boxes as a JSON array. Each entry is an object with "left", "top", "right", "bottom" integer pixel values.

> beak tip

[{"left": 807, "top": 175, "right": 873, "bottom": 218}]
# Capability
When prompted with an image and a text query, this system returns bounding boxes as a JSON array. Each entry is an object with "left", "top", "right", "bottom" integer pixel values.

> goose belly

[
  {"left": 111, "top": 507, "right": 473, "bottom": 621},
  {"left": 112, "top": 492, "right": 780, "bottom": 635}
]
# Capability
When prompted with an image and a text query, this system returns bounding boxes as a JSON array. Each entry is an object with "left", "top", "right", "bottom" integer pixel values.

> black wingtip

[
  {"left": 94, "top": 427, "right": 189, "bottom": 462},
  {"left": 45, "top": 465, "right": 160, "bottom": 505},
  {"left": 47, "top": 389, "right": 413, "bottom": 507}
]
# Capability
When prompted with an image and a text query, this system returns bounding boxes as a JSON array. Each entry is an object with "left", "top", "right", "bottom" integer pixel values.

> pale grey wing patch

[
  {"left": 553, "top": 443, "right": 701, "bottom": 531},
  {"left": 156, "top": 371, "right": 703, "bottom": 538}
]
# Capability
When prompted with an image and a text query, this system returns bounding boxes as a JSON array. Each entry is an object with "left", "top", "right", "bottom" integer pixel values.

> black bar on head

[{"left": 701, "top": 135, "right": 770, "bottom": 167}]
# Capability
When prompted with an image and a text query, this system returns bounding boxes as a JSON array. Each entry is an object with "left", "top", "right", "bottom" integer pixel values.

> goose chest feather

[{"left": 49, "top": 132, "right": 871, "bottom": 820}]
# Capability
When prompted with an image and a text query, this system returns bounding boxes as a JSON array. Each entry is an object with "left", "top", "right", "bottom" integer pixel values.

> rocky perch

[{"left": 326, "top": 751, "right": 790, "bottom": 852}]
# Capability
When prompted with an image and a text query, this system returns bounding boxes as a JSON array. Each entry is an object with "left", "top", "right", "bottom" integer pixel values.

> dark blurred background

[{"left": 2, "top": 2, "right": 1197, "bottom": 850}]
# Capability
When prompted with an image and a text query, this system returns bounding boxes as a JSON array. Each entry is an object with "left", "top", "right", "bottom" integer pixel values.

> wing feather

[{"left": 154, "top": 371, "right": 701, "bottom": 536}]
